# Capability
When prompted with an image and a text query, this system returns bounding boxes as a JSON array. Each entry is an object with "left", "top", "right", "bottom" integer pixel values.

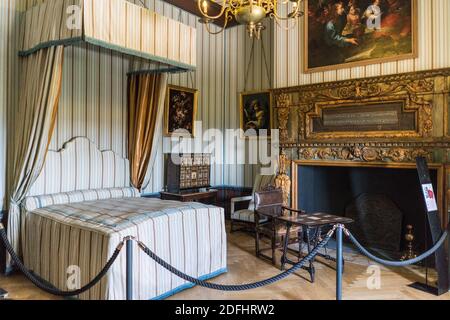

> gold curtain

[
  {"left": 7, "top": 46, "right": 64, "bottom": 268},
  {"left": 128, "top": 73, "right": 168, "bottom": 191}
]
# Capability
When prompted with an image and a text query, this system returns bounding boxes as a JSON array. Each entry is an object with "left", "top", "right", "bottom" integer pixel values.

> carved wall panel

[
  {"left": 272, "top": 68, "right": 450, "bottom": 165},
  {"left": 297, "top": 146, "right": 432, "bottom": 163}
]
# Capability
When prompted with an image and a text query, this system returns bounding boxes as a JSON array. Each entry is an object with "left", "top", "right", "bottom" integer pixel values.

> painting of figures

[
  {"left": 305, "top": 0, "right": 417, "bottom": 72},
  {"left": 240, "top": 91, "right": 272, "bottom": 138}
]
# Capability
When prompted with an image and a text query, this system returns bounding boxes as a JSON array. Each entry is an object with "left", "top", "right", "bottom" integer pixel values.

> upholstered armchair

[{"left": 230, "top": 174, "right": 276, "bottom": 233}]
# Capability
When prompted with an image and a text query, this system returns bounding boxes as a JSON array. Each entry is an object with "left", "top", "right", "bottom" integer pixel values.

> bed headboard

[{"left": 28, "top": 137, "right": 131, "bottom": 196}]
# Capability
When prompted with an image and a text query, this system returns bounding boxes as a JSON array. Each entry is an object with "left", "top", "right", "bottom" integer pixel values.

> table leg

[
  {"left": 280, "top": 223, "right": 291, "bottom": 271},
  {"left": 297, "top": 229, "right": 303, "bottom": 262},
  {"left": 306, "top": 227, "right": 316, "bottom": 283}
]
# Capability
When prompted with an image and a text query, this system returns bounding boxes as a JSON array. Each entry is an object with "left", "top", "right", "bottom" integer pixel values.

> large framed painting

[
  {"left": 305, "top": 0, "right": 418, "bottom": 73},
  {"left": 164, "top": 85, "right": 198, "bottom": 137},
  {"left": 240, "top": 91, "right": 273, "bottom": 138}
]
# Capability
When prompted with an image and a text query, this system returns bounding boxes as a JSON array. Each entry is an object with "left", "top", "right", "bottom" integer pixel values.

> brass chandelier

[{"left": 197, "top": 0, "right": 304, "bottom": 39}]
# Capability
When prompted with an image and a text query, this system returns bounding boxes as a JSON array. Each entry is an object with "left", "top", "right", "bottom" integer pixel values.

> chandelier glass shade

[{"left": 197, "top": 0, "right": 304, "bottom": 39}]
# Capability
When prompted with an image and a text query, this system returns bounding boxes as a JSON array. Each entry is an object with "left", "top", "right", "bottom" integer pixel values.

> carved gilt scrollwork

[
  {"left": 301, "top": 78, "right": 435, "bottom": 139},
  {"left": 272, "top": 69, "right": 450, "bottom": 165},
  {"left": 275, "top": 151, "right": 291, "bottom": 206},
  {"left": 275, "top": 93, "right": 291, "bottom": 142},
  {"left": 298, "top": 146, "right": 432, "bottom": 163}
]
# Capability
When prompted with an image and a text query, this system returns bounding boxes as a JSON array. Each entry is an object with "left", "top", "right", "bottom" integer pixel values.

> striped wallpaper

[
  {"left": 223, "top": 19, "right": 274, "bottom": 189},
  {"left": 274, "top": 0, "right": 450, "bottom": 88},
  {"left": 3, "top": 0, "right": 449, "bottom": 210}
]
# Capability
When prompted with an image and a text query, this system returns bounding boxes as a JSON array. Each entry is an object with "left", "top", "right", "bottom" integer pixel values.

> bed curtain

[
  {"left": 7, "top": 46, "right": 65, "bottom": 269},
  {"left": 127, "top": 73, "right": 168, "bottom": 191}
]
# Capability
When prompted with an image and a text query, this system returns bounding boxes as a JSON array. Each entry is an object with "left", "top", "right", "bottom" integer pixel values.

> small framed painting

[
  {"left": 164, "top": 85, "right": 198, "bottom": 137},
  {"left": 240, "top": 91, "right": 273, "bottom": 138},
  {"left": 305, "top": 0, "right": 418, "bottom": 73}
]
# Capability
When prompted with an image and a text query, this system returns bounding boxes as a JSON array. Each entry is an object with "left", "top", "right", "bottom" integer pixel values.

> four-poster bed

[{"left": 6, "top": 0, "right": 227, "bottom": 300}]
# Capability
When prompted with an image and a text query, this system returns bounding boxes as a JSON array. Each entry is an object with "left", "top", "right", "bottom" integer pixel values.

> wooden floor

[{"left": 1, "top": 228, "right": 449, "bottom": 300}]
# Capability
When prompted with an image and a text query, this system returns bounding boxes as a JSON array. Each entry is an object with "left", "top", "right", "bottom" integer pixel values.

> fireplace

[{"left": 292, "top": 161, "right": 445, "bottom": 256}]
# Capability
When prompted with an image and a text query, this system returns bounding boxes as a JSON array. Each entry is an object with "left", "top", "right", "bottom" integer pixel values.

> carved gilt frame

[
  {"left": 273, "top": 69, "right": 447, "bottom": 144},
  {"left": 305, "top": 96, "right": 422, "bottom": 139}
]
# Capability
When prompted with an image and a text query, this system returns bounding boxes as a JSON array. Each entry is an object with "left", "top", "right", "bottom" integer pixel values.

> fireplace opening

[{"left": 296, "top": 164, "right": 440, "bottom": 258}]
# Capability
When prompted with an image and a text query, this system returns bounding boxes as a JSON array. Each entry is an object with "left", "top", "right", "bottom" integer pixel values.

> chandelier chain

[
  {"left": 244, "top": 38, "right": 256, "bottom": 92},
  {"left": 243, "top": 35, "right": 271, "bottom": 91}
]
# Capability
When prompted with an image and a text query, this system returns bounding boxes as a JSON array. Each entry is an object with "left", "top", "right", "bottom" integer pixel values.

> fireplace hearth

[
  {"left": 292, "top": 161, "right": 443, "bottom": 255},
  {"left": 345, "top": 193, "right": 403, "bottom": 253}
]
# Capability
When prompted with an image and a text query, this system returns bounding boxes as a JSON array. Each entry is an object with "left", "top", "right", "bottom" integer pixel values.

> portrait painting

[
  {"left": 164, "top": 85, "right": 198, "bottom": 137},
  {"left": 240, "top": 91, "right": 272, "bottom": 138},
  {"left": 305, "top": 0, "right": 417, "bottom": 72}
]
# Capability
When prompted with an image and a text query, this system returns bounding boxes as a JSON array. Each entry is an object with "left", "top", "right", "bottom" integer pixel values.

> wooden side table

[
  {"left": 160, "top": 189, "right": 218, "bottom": 205},
  {"left": 277, "top": 213, "right": 353, "bottom": 283}
]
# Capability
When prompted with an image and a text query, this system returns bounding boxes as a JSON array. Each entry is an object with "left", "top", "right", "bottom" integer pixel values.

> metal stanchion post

[
  {"left": 126, "top": 237, "right": 133, "bottom": 300},
  {"left": 336, "top": 225, "right": 343, "bottom": 301}
]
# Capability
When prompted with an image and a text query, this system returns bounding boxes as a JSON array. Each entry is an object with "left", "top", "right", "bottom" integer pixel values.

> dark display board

[{"left": 416, "top": 157, "right": 449, "bottom": 295}]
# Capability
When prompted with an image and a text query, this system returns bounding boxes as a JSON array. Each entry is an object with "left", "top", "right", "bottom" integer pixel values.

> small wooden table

[
  {"left": 160, "top": 189, "right": 218, "bottom": 205},
  {"left": 276, "top": 213, "right": 353, "bottom": 283}
]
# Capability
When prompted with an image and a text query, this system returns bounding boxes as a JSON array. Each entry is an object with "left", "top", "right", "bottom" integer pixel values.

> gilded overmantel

[{"left": 272, "top": 68, "right": 450, "bottom": 164}]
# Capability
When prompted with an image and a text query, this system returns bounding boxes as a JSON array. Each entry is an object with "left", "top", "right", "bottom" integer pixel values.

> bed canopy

[
  {"left": 7, "top": 0, "right": 196, "bottom": 269},
  {"left": 19, "top": 0, "right": 197, "bottom": 71}
]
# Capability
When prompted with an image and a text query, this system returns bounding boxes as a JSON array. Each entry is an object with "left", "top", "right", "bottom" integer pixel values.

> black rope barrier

[
  {"left": 0, "top": 224, "right": 123, "bottom": 297},
  {"left": 1, "top": 219, "right": 448, "bottom": 299},
  {"left": 344, "top": 225, "right": 449, "bottom": 267},
  {"left": 136, "top": 228, "right": 336, "bottom": 291}
]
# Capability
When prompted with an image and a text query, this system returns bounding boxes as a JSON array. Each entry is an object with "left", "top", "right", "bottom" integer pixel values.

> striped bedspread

[{"left": 22, "top": 195, "right": 227, "bottom": 300}]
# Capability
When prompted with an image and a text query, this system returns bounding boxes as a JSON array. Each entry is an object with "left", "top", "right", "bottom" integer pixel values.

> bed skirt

[{"left": 21, "top": 195, "right": 227, "bottom": 300}]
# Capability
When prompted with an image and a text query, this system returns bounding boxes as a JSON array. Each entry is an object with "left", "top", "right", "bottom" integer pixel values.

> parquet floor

[{"left": 1, "top": 228, "right": 449, "bottom": 300}]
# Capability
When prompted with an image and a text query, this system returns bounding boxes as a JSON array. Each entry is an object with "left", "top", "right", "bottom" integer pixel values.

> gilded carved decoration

[
  {"left": 272, "top": 68, "right": 450, "bottom": 144},
  {"left": 298, "top": 146, "right": 432, "bottom": 163},
  {"left": 301, "top": 79, "right": 434, "bottom": 139},
  {"left": 270, "top": 69, "right": 450, "bottom": 165},
  {"left": 275, "top": 151, "right": 291, "bottom": 206},
  {"left": 282, "top": 141, "right": 450, "bottom": 149},
  {"left": 297, "top": 78, "right": 434, "bottom": 103},
  {"left": 274, "top": 68, "right": 450, "bottom": 95},
  {"left": 275, "top": 93, "right": 291, "bottom": 142}
]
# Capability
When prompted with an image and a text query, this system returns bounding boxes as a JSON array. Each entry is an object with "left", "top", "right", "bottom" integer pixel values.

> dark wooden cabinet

[{"left": 165, "top": 154, "right": 211, "bottom": 193}]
